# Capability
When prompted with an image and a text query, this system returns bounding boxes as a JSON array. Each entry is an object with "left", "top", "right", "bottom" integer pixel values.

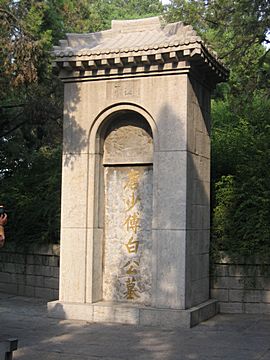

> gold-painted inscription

[
  {"left": 122, "top": 168, "right": 143, "bottom": 300},
  {"left": 124, "top": 260, "right": 140, "bottom": 275},
  {"left": 124, "top": 169, "right": 140, "bottom": 190},
  {"left": 124, "top": 236, "right": 139, "bottom": 254},
  {"left": 124, "top": 277, "right": 140, "bottom": 300},
  {"left": 125, "top": 192, "right": 140, "bottom": 212},
  {"left": 124, "top": 213, "right": 141, "bottom": 234},
  {"left": 103, "top": 166, "right": 152, "bottom": 304}
]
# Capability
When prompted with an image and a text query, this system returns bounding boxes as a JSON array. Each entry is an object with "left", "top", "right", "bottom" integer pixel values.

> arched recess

[
  {"left": 88, "top": 103, "right": 158, "bottom": 155},
  {"left": 86, "top": 105, "right": 156, "bottom": 305}
]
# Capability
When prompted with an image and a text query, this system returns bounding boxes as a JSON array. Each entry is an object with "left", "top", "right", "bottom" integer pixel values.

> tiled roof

[
  {"left": 53, "top": 17, "right": 228, "bottom": 84},
  {"left": 54, "top": 17, "right": 203, "bottom": 57}
]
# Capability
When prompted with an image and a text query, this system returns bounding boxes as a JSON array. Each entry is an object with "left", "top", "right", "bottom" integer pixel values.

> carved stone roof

[{"left": 53, "top": 17, "right": 228, "bottom": 84}]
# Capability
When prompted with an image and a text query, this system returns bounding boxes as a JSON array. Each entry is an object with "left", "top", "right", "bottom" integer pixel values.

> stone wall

[
  {"left": 0, "top": 245, "right": 59, "bottom": 300},
  {"left": 1, "top": 245, "right": 270, "bottom": 315},
  {"left": 211, "top": 255, "right": 270, "bottom": 314}
]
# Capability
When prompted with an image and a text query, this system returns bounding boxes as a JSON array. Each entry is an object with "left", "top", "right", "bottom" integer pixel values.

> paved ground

[{"left": 0, "top": 293, "right": 270, "bottom": 360}]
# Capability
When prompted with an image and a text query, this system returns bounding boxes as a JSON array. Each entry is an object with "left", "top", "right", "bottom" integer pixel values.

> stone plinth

[
  {"left": 48, "top": 299, "right": 218, "bottom": 328},
  {"left": 48, "top": 17, "right": 228, "bottom": 327},
  {"left": 0, "top": 337, "right": 18, "bottom": 360}
]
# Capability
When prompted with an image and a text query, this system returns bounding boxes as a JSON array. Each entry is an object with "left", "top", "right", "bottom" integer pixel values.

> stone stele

[{"left": 48, "top": 17, "right": 228, "bottom": 327}]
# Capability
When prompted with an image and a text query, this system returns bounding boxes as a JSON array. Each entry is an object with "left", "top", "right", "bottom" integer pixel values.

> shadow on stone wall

[
  {"left": 98, "top": 98, "right": 211, "bottom": 309},
  {"left": 61, "top": 82, "right": 88, "bottom": 169}
]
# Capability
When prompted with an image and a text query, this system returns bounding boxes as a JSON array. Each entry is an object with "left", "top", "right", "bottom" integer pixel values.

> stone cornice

[{"left": 52, "top": 17, "right": 229, "bottom": 85}]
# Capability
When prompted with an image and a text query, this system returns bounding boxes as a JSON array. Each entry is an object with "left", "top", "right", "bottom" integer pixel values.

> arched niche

[{"left": 99, "top": 111, "right": 154, "bottom": 304}]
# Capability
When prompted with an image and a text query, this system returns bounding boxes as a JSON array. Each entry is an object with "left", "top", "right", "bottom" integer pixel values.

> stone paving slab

[{"left": 0, "top": 293, "right": 270, "bottom": 360}]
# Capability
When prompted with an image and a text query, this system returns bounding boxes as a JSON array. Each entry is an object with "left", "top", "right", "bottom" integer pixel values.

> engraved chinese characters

[
  {"left": 103, "top": 166, "right": 153, "bottom": 304},
  {"left": 123, "top": 169, "right": 141, "bottom": 300}
]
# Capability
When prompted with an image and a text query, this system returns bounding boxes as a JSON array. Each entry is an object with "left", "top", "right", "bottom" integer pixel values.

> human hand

[
  {"left": 0, "top": 212, "right": 7, "bottom": 247},
  {"left": 0, "top": 213, "right": 7, "bottom": 226}
]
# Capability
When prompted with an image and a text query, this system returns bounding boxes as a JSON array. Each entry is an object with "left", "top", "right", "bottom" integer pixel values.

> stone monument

[{"left": 48, "top": 17, "right": 228, "bottom": 327}]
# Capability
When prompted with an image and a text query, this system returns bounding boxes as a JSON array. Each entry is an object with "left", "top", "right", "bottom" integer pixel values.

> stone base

[
  {"left": 0, "top": 337, "right": 18, "bottom": 360},
  {"left": 47, "top": 299, "right": 218, "bottom": 328}
]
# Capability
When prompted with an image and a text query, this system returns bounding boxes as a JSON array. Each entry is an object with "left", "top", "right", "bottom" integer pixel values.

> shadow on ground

[{"left": 0, "top": 293, "right": 270, "bottom": 360}]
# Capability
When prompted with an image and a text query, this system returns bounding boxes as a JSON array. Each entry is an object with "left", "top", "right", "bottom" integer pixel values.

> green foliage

[
  {"left": 0, "top": 0, "right": 164, "bottom": 247},
  {"left": 1, "top": 147, "right": 61, "bottom": 248},
  {"left": 167, "top": 0, "right": 270, "bottom": 258},
  {"left": 40, "top": 0, "right": 163, "bottom": 34},
  {"left": 1, "top": 0, "right": 269, "bottom": 257},
  {"left": 211, "top": 93, "right": 270, "bottom": 258},
  {"left": 166, "top": 0, "right": 270, "bottom": 96},
  {"left": 211, "top": 175, "right": 235, "bottom": 255}
]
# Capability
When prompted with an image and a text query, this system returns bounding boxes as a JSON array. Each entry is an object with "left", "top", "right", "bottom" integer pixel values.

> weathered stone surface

[
  {"left": 219, "top": 302, "right": 244, "bottom": 314},
  {"left": 59, "top": 228, "right": 86, "bottom": 303},
  {"left": 211, "top": 289, "right": 229, "bottom": 302},
  {"left": 190, "top": 254, "right": 209, "bottom": 281},
  {"left": 48, "top": 299, "right": 218, "bottom": 328},
  {"left": 186, "top": 229, "right": 209, "bottom": 255},
  {"left": 85, "top": 227, "right": 103, "bottom": 303},
  {"left": 54, "top": 17, "right": 226, "bottom": 326},
  {"left": 103, "top": 166, "right": 153, "bottom": 305},
  {"left": 211, "top": 258, "right": 270, "bottom": 314},
  {"left": 48, "top": 300, "right": 93, "bottom": 321},
  {"left": 61, "top": 153, "right": 88, "bottom": 229},
  {"left": 0, "top": 249, "right": 60, "bottom": 301},
  {"left": 190, "top": 277, "right": 210, "bottom": 306},
  {"left": 153, "top": 151, "right": 187, "bottom": 230},
  {"left": 245, "top": 303, "right": 270, "bottom": 314},
  {"left": 151, "top": 229, "right": 186, "bottom": 309},
  {"left": 103, "top": 122, "right": 153, "bottom": 164}
]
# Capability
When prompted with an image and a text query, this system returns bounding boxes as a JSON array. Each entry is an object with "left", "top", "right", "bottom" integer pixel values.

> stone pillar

[{"left": 48, "top": 17, "right": 228, "bottom": 327}]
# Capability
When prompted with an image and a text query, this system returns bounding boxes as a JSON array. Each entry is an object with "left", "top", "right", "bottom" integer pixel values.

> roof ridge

[{"left": 52, "top": 17, "right": 228, "bottom": 83}]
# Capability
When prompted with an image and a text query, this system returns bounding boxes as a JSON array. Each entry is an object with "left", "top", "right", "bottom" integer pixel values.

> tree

[
  {"left": 211, "top": 93, "right": 270, "bottom": 258},
  {"left": 166, "top": 0, "right": 270, "bottom": 258},
  {"left": 166, "top": 0, "right": 270, "bottom": 95},
  {"left": 0, "top": 0, "right": 164, "bottom": 248},
  {"left": 1, "top": 0, "right": 165, "bottom": 140}
]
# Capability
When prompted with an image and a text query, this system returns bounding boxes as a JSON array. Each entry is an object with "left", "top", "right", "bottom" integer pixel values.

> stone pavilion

[{"left": 48, "top": 17, "right": 228, "bottom": 327}]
